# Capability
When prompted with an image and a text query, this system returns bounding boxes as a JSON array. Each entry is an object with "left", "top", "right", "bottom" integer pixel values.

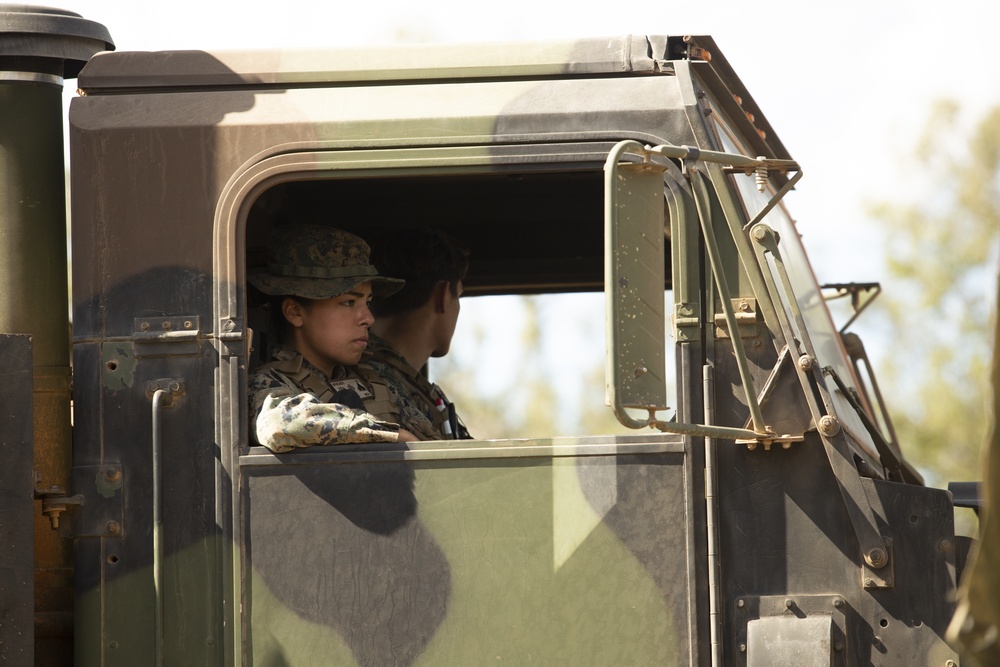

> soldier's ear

[
  {"left": 282, "top": 297, "right": 306, "bottom": 328},
  {"left": 433, "top": 280, "right": 450, "bottom": 314}
]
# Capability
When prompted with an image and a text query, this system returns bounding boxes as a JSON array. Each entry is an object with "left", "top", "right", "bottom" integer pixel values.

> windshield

[{"left": 714, "top": 122, "right": 879, "bottom": 453}]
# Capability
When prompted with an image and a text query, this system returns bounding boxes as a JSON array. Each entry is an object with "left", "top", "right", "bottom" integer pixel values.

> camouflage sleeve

[{"left": 249, "top": 370, "right": 400, "bottom": 453}]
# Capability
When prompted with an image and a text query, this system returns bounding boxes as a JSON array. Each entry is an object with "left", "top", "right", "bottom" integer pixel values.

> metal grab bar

[
  {"left": 151, "top": 388, "right": 166, "bottom": 667},
  {"left": 148, "top": 378, "right": 184, "bottom": 667}
]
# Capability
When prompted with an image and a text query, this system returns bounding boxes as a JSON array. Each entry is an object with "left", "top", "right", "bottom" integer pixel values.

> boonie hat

[{"left": 248, "top": 224, "right": 404, "bottom": 299}]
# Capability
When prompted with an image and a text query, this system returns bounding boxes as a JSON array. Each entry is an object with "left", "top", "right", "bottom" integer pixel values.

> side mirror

[{"left": 604, "top": 142, "right": 669, "bottom": 428}]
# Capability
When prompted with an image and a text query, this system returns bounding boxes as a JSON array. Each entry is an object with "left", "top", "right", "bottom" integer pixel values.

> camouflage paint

[
  {"left": 0, "top": 28, "right": 948, "bottom": 667},
  {"left": 244, "top": 438, "right": 688, "bottom": 665}
]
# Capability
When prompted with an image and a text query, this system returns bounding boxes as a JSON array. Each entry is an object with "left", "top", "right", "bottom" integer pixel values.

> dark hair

[{"left": 370, "top": 227, "right": 469, "bottom": 317}]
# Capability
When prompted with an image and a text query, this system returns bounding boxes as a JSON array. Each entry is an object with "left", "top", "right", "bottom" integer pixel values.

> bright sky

[{"left": 51, "top": 0, "right": 1000, "bottom": 430}]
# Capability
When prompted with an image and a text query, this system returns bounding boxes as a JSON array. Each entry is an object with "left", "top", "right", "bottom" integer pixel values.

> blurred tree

[
  {"left": 429, "top": 298, "right": 560, "bottom": 439},
  {"left": 430, "top": 295, "right": 636, "bottom": 439},
  {"left": 868, "top": 101, "right": 1000, "bottom": 488}
]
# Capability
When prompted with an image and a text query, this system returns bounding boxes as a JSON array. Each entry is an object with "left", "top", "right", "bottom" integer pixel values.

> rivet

[
  {"left": 106, "top": 521, "right": 120, "bottom": 535},
  {"left": 737, "top": 599, "right": 745, "bottom": 608},
  {"left": 161, "top": 320, "right": 172, "bottom": 330},
  {"left": 140, "top": 322, "right": 150, "bottom": 332},
  {"left": 739, "top": 643, "right": 746, "bottom": 653},
  {"left": 105, "top": 469, "right": 121, "bottom": 482}
]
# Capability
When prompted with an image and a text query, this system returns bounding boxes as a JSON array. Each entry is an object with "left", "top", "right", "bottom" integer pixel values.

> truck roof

[
  {"left": 76, "top": 34, "right": 788, "bottom": 161},
  {"left": 79, "top": 35, "right": 690, "bottom": 88}
]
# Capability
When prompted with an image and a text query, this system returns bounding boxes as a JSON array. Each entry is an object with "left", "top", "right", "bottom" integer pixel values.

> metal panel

[
  {"left": 747, "top": 613, "right": 833, "bottom": 667},
  {"left": 241, "top": 438, "right": 692, "bottom": 665},
  {"left": 0, "top": 334, "right": 33, "bottom": 666},
  {"left": 77, "top": 36, "right": 666, "bottom": 91}
]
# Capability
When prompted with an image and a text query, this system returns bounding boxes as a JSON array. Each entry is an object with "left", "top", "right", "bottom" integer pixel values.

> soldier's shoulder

[{"left": 249, "top": 366, "right": 290, "bottom": 394}]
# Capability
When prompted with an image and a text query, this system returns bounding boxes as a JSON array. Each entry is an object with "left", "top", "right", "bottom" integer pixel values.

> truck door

[{"left": 229, "top": 145, "right": 704, "bottom": 665}]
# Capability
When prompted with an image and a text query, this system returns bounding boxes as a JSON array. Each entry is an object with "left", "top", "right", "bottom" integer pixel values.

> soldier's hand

[{"left": 397, "top": 428, "right": 419, "bottom": 442}]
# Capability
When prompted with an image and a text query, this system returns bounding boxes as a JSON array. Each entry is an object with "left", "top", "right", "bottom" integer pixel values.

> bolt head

[
  {"left": 866, "top": 547, "right": 888, "bottom": 568},
  {"left": 818, "top": 415, "right": 841, "bottom": 436}
]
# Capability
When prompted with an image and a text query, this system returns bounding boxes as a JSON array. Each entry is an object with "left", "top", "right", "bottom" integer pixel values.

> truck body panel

[{"left": 0, "top": 14, "right": 963, "bottom": 664}]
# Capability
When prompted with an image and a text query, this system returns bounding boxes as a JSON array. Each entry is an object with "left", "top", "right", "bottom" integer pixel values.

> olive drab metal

[{"left": 0, "top": 5, "right": 982, "bottom": 666}]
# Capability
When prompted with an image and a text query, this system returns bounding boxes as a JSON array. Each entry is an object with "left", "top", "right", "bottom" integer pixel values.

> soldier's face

[{"left": 285, "top": 282, "right": 375, "bottom": 372}]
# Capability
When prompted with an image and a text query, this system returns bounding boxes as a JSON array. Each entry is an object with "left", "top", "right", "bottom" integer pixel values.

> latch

[
  {"left": 34, "top": 471, "right": 83, "bottom": 530},
  {"left": 133, "top": 316, "right": 201, "bottom": 358},
  {"left": 714, "top": 298, "right": 760, "bottom": 339},
  {"left": 35, "top": 465, "right": 126, "bottom": 536}
]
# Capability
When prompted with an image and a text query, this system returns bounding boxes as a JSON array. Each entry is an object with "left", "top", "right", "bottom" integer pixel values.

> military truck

[{"left": 0, "top": 5, "right": 967, "bottom": 666}]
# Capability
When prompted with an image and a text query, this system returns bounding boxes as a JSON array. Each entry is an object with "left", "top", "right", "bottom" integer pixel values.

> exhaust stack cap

[{"left": 0, "top": 4, "right": 114, "bottom": 78}]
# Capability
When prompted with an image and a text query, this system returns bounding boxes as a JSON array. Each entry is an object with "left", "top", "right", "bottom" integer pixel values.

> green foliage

[{"left": 868, "top": 101, "right": 1000, "bottom": 488}]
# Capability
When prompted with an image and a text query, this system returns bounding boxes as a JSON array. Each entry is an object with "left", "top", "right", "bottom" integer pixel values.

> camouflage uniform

[
  {"left": 250, "top": 347, "right": 401, "bottom": 452},
  {"left": 363, "top": 332, "right": 470, "bottom": 440},
  {"left": 247, "top": 223, "right": 407, "bottom": 453}
]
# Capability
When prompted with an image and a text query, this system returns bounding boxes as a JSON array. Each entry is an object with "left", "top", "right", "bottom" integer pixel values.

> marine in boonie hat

[{"left": 248, "top": 224, "right": 404, "bottom": 299}]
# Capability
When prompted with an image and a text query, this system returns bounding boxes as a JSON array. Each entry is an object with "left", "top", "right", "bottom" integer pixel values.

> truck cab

[{"left": 3, "top": 21, "right": 962, "bottom": 666}]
